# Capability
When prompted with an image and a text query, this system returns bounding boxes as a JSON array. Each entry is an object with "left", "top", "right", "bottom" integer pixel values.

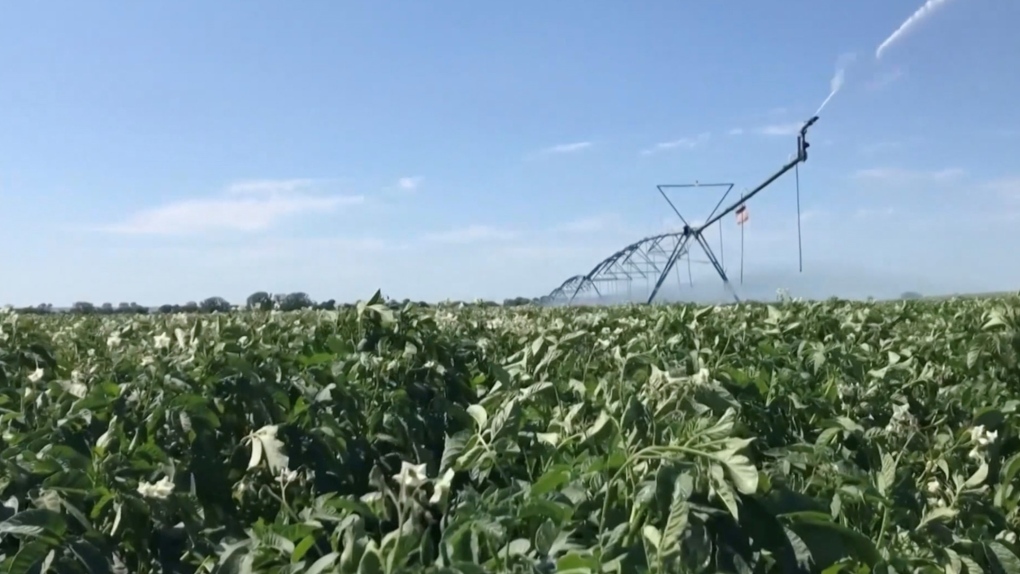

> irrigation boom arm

[
  {"left": 698, "top": 115, "right": 819, "bottom": 232},
  {"left": 643, "top": 115, "right": 818, "bottom": 304}
]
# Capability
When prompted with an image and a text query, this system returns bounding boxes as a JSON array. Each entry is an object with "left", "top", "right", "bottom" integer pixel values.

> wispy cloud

[
  {"left": 498, "top": 244, "right": 605, "bottom": 260},
  {"left": 640, "top": 132, "right": 710, "bottom": 155},
  {"left": 397, "top": 176, "right": 424, "bottom": 191},
  {"left": 210, "top": 236, "right": 395, "bottom": 261},
  {"left": 981, "top": 176, "right": 1020, "bottom": 201},
  {"left": 732, "top": 107, "right": 812, "bottom": 138},
  {"left": 422, "top": 224, "right": 517, "bottom": 244},
  {"left": 855, "top": 206, "right": 897, "bottom": 219},
  {"left": 859, "top": 141, "right": 903, "bottom": 155},
  {"left": 101, "top": 179, "right": 363, "bottom": 235},
  {"left": 225, "top": 178, "right": 323, "bottom": 195},
  {"left": 110, "top": 235, "right": 397, "bottom": 267},
  {"left": 555, "top": 215, "right": 617, "bottom": 234},
  {"left": 854, "top": 167, "right": 965, "bottom": 182},
  {"left": 755, "top": 123, "right": 803, "bottom": 137},
  {"left": 539, "top": 141, "right": 593, "bottom": 155},
  {"left": 866, "top": 67, "right": 905, "bottom": 91},
  {"left": 799, "top": 209, "right": 825, "bottom": 222}
]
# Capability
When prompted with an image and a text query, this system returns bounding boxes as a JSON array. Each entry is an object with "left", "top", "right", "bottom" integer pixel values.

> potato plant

[{"left": 1, "top": 292, "right": 1020, "bottom": 573}]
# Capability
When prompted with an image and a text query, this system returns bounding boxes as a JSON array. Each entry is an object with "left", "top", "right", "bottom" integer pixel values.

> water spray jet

[{"left": 876, "top": 0, "right": 960, "bottom": 59}]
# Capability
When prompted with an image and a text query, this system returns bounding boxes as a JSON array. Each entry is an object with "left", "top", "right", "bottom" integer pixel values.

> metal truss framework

[
  {"left": 545, "top": 232, "right": 709, "bottom": 304},
  {"left": 545, "top": 115, "right": 820, "bottom": 305}
]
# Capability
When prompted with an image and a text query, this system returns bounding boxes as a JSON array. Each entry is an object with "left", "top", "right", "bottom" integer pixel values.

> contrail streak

[
  {"left": 814, "top": 53, "right": 855, "bottom": 116},
  {"left": 876, "top": 0, "right": 959, "bottom": 59}
]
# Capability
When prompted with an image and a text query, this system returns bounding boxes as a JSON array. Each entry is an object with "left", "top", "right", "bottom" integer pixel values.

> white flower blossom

[
  {"left": 892, "top": 403, "right": 909, "bottom": 418},
  {"left": 925, "top": 479, "right": 940, "bottom": 494},
  {"left": 61, "top": 380, "right": 88, "bottom": 399},
  {"left": 28, "top": 368, "right": 44, "bottom": 383},
  {"left": 361, "top": 491, "right": 383, "bottom": 504},
  {"left": 884, "top": 402, "right": 914, "bottom": 433},
  {"left": 277, "top": 469, "right": 298, "bottom": 485},
  {"left": 692, "top": 368, "right": 711, "bottom": 385},
  {"left": 969, "top": 425, "right": 997, "bottom": 447},
  {"left": 106, "top": 333, "right": 121, "bottom": 348},
  {"left": 153, "top": 333, "right": 171, "bottom": 350},
  {"left": 393, "top": 461, "right": 427, "bottom": 489},
  {"left": 429, "top": 468, "right": 456, "bottom": 504},
  {"left": 125, "top": 389, "right": 143, "bottom": 406},
  {"left": 137, "top": 476, "right": 175, "bottom": 499}
]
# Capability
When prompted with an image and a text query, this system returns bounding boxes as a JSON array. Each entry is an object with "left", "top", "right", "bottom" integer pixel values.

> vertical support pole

[
  {"left": 719, "top": 224, "right": 725, "bottom": 272},
  {"left": 795, "top": 163, "right": 804, "bottom": 273},
  {"left": 739, "top": 191, "right": 745, "bottom": 285},
  {"left": 567, "top": 278, "right": 602, "bottom": 305},
  {"left": 693, "top": 231, "right": 740, "bottom": 303},
  {"left": 646, "top": 230, "right": 692, "bottom": 304}
]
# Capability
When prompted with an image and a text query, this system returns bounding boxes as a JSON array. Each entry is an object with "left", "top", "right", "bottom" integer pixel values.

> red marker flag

[{"left": 735, "top": 205, "right": 749, "bottom": 225}]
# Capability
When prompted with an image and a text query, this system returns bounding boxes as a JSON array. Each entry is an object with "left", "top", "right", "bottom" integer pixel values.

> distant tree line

[{"left": 9, "top": 292, "right": 547, "bottom": 316}]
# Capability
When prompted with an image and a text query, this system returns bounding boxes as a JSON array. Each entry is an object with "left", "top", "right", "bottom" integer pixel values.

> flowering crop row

[{"left": 1, "top": 293, "right": 1020, "bottom": 573}]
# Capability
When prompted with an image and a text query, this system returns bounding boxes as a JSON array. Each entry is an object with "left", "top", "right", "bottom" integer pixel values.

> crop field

[{"left": 2, "top": 294, "right": 1020, "bottom": 573}]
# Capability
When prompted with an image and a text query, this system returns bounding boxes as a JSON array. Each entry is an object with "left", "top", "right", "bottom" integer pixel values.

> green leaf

[
  {"left": 212, "top": 544, "right": 254, "bottom": 574},
  {"left": 448, "top": 562, "right": 490, "bottom": 574},
  {"left": 960, "top": 554, "right": 985, "bottom": 574},
  {"left": 1001, "top": 452, "right": 1020, "bottom": 487},
  {"left": 641, "top": 525, "right": 661, "bottom": 550},
  {"left": 946, "top": 548, "right": 963, "bottom": 574},
  {"left": 584, "top": 412, "right": 612, "bottom": 442},
  {"left": 292, "top": 535, "right": 317, "bottom": 563},
  {"left": 983, "top": 310, "right": 1010, "bottom": 330},
  {"left": 877, "top": 450, "right": 896, "bottom": 496},
  {"left": 307, "top": 552, "right": 340, "bottom": 574},
  {"left": 988, "top": 542, "right": 1020, "bottom": 574},
  {"left": 556, "top": 551, "right": 598, "bottom": 571},
  {"left": 820, "top": 559, "right": 855, "bottom": 574},
  {"left": 784, "top": 527, "right": 814, "bottom": 570},
  {"left": 356, "top": 547, "right": 382, "bottom": 574},
  {"left": 504, "top": 538, "right": 531, "bottom": 557},
  {"left": 785, "top": 513, "right": 882, "bottom": 566},
  {"left": 535, "top": 519, "right": 558, "bottom": 555},
  {"left": 712, "top": 447, "right": 759, "bottom": 495},
  {"left": 440, "top": 431, "right": 469, "bottom": 473},
  {"left": 965, "top": 462, "right": 989, "bottom": 488},
  {"left": 0, "top": 509, "right": 66, "bottom": 540},
  {"left": 659, "top": 473, "right": 692, "bottom": 560},
  {"left": 6, "top": 541, "right": 53, "bottom": 574},
  {"left": 531, "top": 467, "right": 571, "bottom": 498},
  {"left": 967, "top": 346, "right": 981, "bottom": 369},
  {"left": 68, "top": 540, "right": 109, "bottom": 574},
  {"left": 466, "top": 404, "right": 487, "bottom": 429},
  {"left": 918, "top": 506, "right": 958, "bottom": 528}
]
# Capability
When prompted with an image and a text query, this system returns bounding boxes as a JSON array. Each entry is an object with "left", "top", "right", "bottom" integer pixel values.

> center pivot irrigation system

[{"left": 545, "top": 115, "right": 819, "bottom": 305}]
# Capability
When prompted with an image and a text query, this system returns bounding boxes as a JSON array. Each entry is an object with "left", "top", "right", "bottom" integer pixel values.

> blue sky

[{"left": 2, "top": 0, "right": 1019, "bottom": 306}]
